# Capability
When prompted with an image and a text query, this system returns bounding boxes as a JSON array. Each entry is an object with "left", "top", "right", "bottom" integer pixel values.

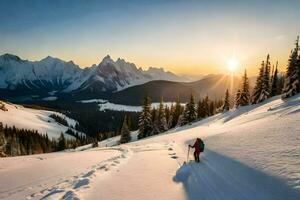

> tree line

[
  {"left": 118, "top": 94, "right": 223, "bottom": 142},
  {"left": 0, "top": 122, "right": 93, "bottom": 157},
  {"left": 236, "top": 36, "right": 300, "bottom": 107}
]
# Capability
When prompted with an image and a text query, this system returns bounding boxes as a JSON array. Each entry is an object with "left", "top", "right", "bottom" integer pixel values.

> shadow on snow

[{"left": 173, "top": 150, "right": 300, "bottom": 200}]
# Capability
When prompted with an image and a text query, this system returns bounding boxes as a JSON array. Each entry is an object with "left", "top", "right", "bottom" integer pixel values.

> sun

[{"left": 227, "top": 58, "right": 239, "bottom": 72}]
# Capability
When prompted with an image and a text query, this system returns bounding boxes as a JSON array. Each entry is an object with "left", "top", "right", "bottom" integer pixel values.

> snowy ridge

[
  {"left": 0, "top": 54, "right": 188, "bottom": 94},
  {"left": 0, "top": 101, "right": 84, "bottom": 139}
]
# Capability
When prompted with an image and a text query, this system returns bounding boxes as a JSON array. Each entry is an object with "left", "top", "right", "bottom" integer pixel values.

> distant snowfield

[
  {"left": 79, "top": 99, "right": 107, "bottom": 103},
  {"left": 42, "top": 96, "right": 58, "bottom": 101},
  {"left": 1, "top": 94, "right": 300, "bottom": 200},
  {"left": 79, "top": 99, "right": 185, "bottom": 112},
  {"left": 0, "top": 101, "right": 83, "bottom": 139}
]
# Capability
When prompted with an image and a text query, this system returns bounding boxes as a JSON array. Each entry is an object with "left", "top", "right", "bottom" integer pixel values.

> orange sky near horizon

[{"left": 41, "top": 41, "right": 291, "bottom": 76}]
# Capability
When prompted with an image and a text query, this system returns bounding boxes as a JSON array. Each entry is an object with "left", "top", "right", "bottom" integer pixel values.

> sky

[{"left": 0, "top": 0, "right": 299, "bottom": 75}]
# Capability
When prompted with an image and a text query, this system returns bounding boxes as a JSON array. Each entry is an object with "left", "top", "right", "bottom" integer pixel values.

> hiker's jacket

[{"left": 191, "top": 139, "right": 201, "bottom": 153}]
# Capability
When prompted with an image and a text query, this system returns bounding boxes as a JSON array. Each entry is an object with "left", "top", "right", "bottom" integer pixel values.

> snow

[
  {"left": 1, "top": 94, "right": 300, "bottom": 199},
  {"left": 48, "top": 91, "right": 57, "bottom": 95},
  {"left": 0, "top": 101, "right": 83, "bottom": 139},
  {"left": 173, "top": 163, "right": 191, "bottom": 182},
  {"left": 99, "top": 102, "right": 142, "bottom": 112},
  {"left": 74, "top": 131, "right": 139, "bottom": 151},
  {"left": 42, "top": 96, "right": 58, "bottom": 101},
  {"left": 0, "top": 148, "right": 126, "bottom": 200},
  {"left": 78, "top": 99, "right": 107, "bottom": 103},
  {"left": 98, "top": 101, "right": 184, "bottom": 112},
  {"left": 0, "top": 54, "right": 84, "bottom": 91},
  {"left": 79, "top": 99, "right": 185, "bottom": 112}
]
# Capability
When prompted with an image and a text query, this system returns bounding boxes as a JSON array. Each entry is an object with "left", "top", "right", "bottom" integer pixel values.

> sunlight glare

[{"left": 227, "top": 58, "right": 239, "bottom": 72}]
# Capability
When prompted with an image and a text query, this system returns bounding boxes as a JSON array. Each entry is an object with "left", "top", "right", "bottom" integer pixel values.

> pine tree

[
  {"left": 222, "top": 89, "right": 230, "bottom": 111},
  {"left": 270, "top": 64, "right": 275, "bottom": 87},
  {"left": 197, "top": 99, "right": 204, "bottom": 119},
  {"left": 165, "top": 105, "right": 170, "bottom": 125},
  {"left": 0, "top": 123, "right": 6, "bottom": 157},
  {"left": 178, "top": 109, "right": 188, "bottom": 126},
  {"left": 282, "top": 36, "right": 300, "bottom": 98},
  {"left": 203, "top": 96, "right": 210, "bottom": 117},
  {"left": 126, "top": 115, "right": 132, "bottom": 131},
  {"left": 252, "top": 61, "right": 265, "bottom": 104},
  {"left": 209, "top": 101, "right": 215, "bottom": 116},
  {"left": 278, "top": 72, "right": 285, "bottom": 94},
  {"left": 189, "top": 94, "right": 197, "bottom": 121},
  {"left": 297, "top": 54, "right": 300, "bottom": 91},
  {"left": 257, "top": 54, "right": 271, "bottom": 102},
  {"left": 270, "top": 62, "right": 279, "bottom": 97},
  {"left": 264, "top": 54, "right": 271, "bottom": 93},
  {"left": 239, "top": 70, "right": 250, "bottom": 106},
  {"left": 181, "top": 94, "right": 197, "bottom": 125},
  {"left": 170, "top": 97, "right": 182, "bottom": 128},
  {"left": 168, "top": 104, "right": 174, "bottom": 128},
  {"left": 120, "top": 115, "right": 131, "bottom": 144},
  {"left": 151, "top": 107, "right": 159, "bottom": 135},
  {"left": 57, "top": 133, "right": 66, "bottom": 151},
  {"left": 235, "top": 89, "right": 242, "bottom": 107},
  {"left": 138, "top": 95, "right": 153, "bottom": 139},
  {"left": 156, "top": 98, "right": 168, "bottom": 133},
  {"left": 10, "top": 132, "right": 20, "bottom": 156}
]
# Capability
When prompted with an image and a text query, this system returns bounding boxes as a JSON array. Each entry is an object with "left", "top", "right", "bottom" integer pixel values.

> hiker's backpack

[{"left": 199, "top": 140, "right": 205, "bottom": 152}]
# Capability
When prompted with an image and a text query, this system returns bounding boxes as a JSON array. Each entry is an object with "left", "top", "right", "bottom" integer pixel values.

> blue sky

[{"left": 0, "top": 0, "right": 299, "bottom": 75}]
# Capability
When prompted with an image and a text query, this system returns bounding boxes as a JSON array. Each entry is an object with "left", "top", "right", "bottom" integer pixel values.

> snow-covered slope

[
  {"left": 1, "top": 94, "right": 300, "bottom": 200},
  {"left": 0, "top": 54, "right": 187, "bottom": 94},
  {"left": 0, "top": 100, "right": 83, "bottom": 139}
]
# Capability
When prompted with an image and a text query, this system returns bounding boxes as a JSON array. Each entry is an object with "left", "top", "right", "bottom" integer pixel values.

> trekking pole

[{"left": 187, "top": 146, "right": 190, "bottom": 163}]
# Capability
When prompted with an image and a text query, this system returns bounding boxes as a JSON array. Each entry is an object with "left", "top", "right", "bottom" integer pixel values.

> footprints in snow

[
  {"left": 132, "top": 141, "right": 179, "bottom": 161},
  {"left": 169, "top": 152, "right": 179, "bottom": 159},
  {"left": 171, "top": 155, "right": 179, "bottom": 159},
  {"left": 73, "top": 178, "right": 90, "bottom": 189},
  {"left": 27, "top": 147, "right": 131, "bottom": 200},
  {"left": 166, "top": 142, "right": 179, "bottom": 160}
]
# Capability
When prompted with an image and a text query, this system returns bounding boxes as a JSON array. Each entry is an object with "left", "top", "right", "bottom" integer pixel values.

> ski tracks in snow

[{"left": 26, "top": 147, "right": 132, "bottom": 200}]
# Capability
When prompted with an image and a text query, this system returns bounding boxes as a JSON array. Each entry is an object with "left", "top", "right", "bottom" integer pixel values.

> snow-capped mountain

[
  {"left": 0, "top": 54, "right": 86, "bottom": 92},
  {"left": 70, "top": 55, "right": 188, "bottom": 92},
  {"left": 0, "top": 54, "right": 187, "bottom": 95},
  {"left": 72, "top": 55, "right": 150, "bottom": 92}
]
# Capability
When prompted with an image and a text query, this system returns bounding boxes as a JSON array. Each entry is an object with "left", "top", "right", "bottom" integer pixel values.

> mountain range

[
  {"left": 0, "top": 54, "right": 187, "bottom": 98},
  {"left": 0, "top": 53, "right": 248, "bottom": 104}
]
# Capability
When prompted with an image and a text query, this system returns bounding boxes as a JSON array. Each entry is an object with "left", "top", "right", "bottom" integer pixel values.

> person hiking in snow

[{"left": 189, "top": 138, "right": 204, "bottom": 163}]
